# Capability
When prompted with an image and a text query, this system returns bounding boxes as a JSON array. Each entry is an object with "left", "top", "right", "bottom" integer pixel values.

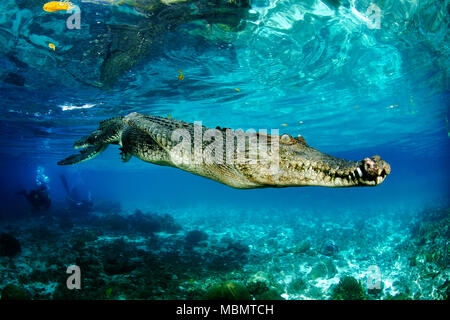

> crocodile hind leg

[
  {"left": 119, "top": 147, "right": 132, "bottom": 162},
  {"left": 58, "top": 144, "right": 108, "bottom": 166},
  {"left": 74, "top": 117, "right": 125, "bottom": 149}
]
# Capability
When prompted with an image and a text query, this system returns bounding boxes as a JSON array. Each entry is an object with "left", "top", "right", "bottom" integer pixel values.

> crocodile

[
  {"left": 57, "top": 112, "right": 391, "bottom": 189},
  {"left": 58, "top": 0, "right": 252, "bottom": 88}
]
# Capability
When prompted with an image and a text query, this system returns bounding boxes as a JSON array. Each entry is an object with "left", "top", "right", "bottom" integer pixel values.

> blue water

[{"left": 0, "top": 0, "right": 448, "bottom": 300}]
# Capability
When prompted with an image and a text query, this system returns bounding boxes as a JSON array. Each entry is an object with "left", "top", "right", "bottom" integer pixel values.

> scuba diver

[
  {"left": 19, "top": 166, "right": 51, "bottom": 211},
  {"left": 19, "top": 184, "right": 51, "bottom": 211},
  {"left": 59, "top": 175, "right": 94, "bottom": 213}
]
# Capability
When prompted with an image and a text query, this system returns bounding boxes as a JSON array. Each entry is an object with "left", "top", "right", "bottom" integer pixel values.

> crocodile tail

[{"left": 58, "top": 144, "right": 108, "bottom": 166}]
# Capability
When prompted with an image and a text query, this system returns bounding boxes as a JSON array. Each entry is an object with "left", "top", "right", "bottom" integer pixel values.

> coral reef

[
  {"left": 0, "top": 233, "right": 21, "bottom": 257},
  {"left": 0, "top": 204, "right": 447, "bottom": 300},
  {"left": 331, "top": 276, "right": 368, "bottom": 300},
  {"left": 185, "top": 230, "right": 209, "bottom": 245},
  {"left": 203, "top": 281, "right": 251, "bottom": 300},
  {"left": 321, "top": 240, "right": 339, "bottom": 256},
  {"left": 1, "top": 284, "right": 31, "bottom": 300}
]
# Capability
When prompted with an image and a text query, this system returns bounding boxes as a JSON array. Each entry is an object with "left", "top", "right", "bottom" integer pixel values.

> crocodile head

[{"left": 243, "top": 134, "right": 391, "bottom": 188}]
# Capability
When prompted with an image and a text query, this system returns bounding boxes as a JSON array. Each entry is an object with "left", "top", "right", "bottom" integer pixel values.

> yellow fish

[
  {"left": 178, "top": 70, "right": 184, "bottom": 80},
  {"left": 48, "top": 43, "right": 56, "bottom": 51},
  {"left": 282, "top": 124, "right": 287, "bottom": 127},
  {"left": 43, "top": 1, "right": 74, "bottom": 12},
  {"left": 235, "top": 88, "right": 240, "bottom": 92}
]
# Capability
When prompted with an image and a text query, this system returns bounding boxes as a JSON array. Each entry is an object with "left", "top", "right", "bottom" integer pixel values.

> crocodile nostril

[{"left": 363, "top": 160, "right": 373, "bottom": 172}]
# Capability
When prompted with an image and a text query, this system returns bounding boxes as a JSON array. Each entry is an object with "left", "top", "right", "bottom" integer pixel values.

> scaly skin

[{"left": 58, "top": 112, "right": 391, "bottom": 189}]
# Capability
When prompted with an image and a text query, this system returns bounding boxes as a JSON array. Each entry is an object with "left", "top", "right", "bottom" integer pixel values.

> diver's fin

[
  {"left": 59, "top": 174, "right": 71, "bottom": 195},
  {"left": 58, "top": 144, "right": 108, "bottom": 166}
]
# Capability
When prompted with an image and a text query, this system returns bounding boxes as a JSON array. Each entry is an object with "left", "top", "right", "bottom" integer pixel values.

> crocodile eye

[{"left": 280, "top": 134, "right": 293, "bottom": 144}]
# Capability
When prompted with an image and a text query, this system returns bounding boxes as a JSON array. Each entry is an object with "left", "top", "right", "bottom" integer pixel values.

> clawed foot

[{"left": 119, "top": 148, "right": 132, "bottom": 163}]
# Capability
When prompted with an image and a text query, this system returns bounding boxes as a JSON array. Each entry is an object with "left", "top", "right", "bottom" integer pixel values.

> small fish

[
  {"left": 48, "top": 43, "right": 56, "bottom": 51},
  {"left": 177, "top": 70, "right": 184, "bottom": 80},
  {"left": 43, "top": 1, "right": 74, "bottom": 12},
  {"left": 235, "top": 88, "right": 240, "bottom": 92},
  {"left": 389, "top": 104, "right": 398, "bottom": 109},
  {"left": 282, "top": 124, "right": 287, "bottom": 127},
  {"left": 167, "top": 114, "right": 172, "bottom": 120},
  {"left": 299, "top": 121, "right": 304, "bottom": 124}
]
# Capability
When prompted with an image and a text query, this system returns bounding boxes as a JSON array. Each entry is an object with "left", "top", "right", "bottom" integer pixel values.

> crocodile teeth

[{"left": 356, "top": 167, "right": 363, "bottom": 177}]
